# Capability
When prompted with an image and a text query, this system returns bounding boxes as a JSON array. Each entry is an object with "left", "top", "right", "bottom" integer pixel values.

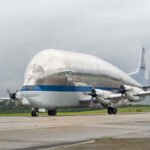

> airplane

[{"left": 0, "top": 47, "right": 150, "bottom": 116}]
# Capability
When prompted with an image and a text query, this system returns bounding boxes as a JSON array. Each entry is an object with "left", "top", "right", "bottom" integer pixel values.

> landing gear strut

[
  {"left": 48, "top": 109, "right": 57, "bottom": 116},
  {"left": 31, "top": 108, "right": 39, "bottom": 117},
  {"left": 107, "top": 107, "right": 117, "bottom": 115}
]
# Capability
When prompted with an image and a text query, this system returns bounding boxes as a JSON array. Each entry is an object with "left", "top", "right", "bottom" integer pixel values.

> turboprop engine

[
  {"left": 94, "top": 89, "right": 112, "bottom": 105},
  {"left": 88, "top": 85, "right": 146, "bottom": 108},
  {"left": 94, "top": 89, "right": 127, "bottom": 106},
  {"left": 89, "top": 89, "right": 124, "bottom": 107},
  {"left": 120, "top": 85, "right": 145, "bottom": 102}
]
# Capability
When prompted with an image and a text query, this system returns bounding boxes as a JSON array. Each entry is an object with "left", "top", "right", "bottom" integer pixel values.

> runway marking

[{"left": 13, "top": 139, "right": 95, "bottom": 150}]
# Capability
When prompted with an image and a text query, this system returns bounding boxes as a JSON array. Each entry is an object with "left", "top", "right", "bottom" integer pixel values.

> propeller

[
  {"left": 5, "top": 89, "right": 19, "bottom": 106},
  {"left": 118, "top": 85, "right": 127, "bottom": 96},
  {"left": 88, "top": 88, "right": 97, "bottom": 107},
  {"left": 7, "top": 89, "right": 17, "bottom": 100}
]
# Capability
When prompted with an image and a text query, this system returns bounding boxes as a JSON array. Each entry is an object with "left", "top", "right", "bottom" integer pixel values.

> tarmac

[{"left": 0, "top": 113, "right": 150, "bottom": 150}]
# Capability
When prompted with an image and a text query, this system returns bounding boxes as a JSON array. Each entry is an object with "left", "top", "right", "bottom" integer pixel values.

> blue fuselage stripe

[{"left": 21, "top": 85, "right": 119, "bottom": 92}]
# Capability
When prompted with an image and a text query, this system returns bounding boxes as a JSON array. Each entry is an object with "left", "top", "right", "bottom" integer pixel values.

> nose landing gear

[
  {"left": 31, "top": 108, "right": 57, "bottom": 117},
  {"left": 31, "top": 108, "right": 39, "bottom": 117}
]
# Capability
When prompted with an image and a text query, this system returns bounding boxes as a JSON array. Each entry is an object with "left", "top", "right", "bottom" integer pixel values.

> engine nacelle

[
  {"left": 95, "top": 89, "right": 112, "bottom": 98},
  {"left": 95, "top": 89, "right": 112, "bottom": 105},
  {"left": 122, "top": 85, "right": 145, "bottom": 102},
  {"left": 95, "top": 89, "right": 127, "bottom": 107}
]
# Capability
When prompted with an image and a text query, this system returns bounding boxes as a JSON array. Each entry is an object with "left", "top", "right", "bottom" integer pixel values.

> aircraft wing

[
  {"left": 80, "top": 87, "right": 150, "bottom": 106},
  {"left": 0, "top": 97, "right": 10, "bottom": 102},
  {"left": 108, "top": 90, "right": 150, "bottom": 100},
  {"left": 134, "top": 91, "right": 150, "bottom": 97},
  {"left": 108, "top": 93, "right": 123, "bottom": 101}
]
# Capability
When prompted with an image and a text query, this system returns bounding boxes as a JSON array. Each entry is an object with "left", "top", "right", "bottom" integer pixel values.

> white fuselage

[{"left": 19, "top": 49, "right": 142, "bottom": 109}]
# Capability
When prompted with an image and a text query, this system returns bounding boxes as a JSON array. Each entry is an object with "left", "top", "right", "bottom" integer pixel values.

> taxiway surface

[{"left": 0, "top": 113, "right": 150, "bottom": 149}]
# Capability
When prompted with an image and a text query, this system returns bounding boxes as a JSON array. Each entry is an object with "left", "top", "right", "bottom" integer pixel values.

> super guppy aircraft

[{"left": 0, "top": 48, "right": 150, "bottom": 116}]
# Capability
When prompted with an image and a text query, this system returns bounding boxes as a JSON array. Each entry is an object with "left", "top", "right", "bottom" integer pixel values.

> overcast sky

[{"left": 0, "top": 0, "right": 150, "bottom": 97}]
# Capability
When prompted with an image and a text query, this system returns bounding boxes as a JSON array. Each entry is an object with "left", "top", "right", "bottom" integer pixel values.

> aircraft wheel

[
  {"left": 112, "top": 108, "right": 117, "bottom": 114},
  {"left": 35, "top": 111, "right": 39, "bottom": 116},
  {"left": 48, "top": 109, "right": 57, "bottom": 116},
  {"left": 31, "top": 111, "right": 35, "bottom": 116},
  {"left": 52, "top": 109, "right": 57, "bottom": 116},
  {"left": 31, "top": 108, "right": 39, "bottom": 117},
  {"left": 48, "top": 110, "right": 53, "bottom": 116},
  {"left": 108, "top": 107, "right": 113, "bottom": 114}
]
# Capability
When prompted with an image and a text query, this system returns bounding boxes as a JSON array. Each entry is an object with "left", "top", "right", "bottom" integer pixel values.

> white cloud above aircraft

[{"left": 0, "top": 47, "right": 150, "bottom": 116}]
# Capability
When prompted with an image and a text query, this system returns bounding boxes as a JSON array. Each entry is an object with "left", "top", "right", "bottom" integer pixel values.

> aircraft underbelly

[{"left": 23, "top": 91, "right": 81, "bottom": 108}]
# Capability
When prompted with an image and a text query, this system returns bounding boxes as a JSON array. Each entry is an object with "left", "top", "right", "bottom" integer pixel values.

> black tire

[
  {"left": 52, "top": 110, "right": 56, "bottom": 116},
  {"left": 112, "top": 108, "right": 117, "bottom": 114},
  {"left": 48, "top": 109, "right": 57, "bottom": 116},
  {"left": 31, "top": 110, "right": 39, "bottom": 117},
  {"left": 108, "top": 107, "right": 113, "bottom": 114},
  {"left": 48, "top": 110, "right": 53, "bottom": 116},
  {"left": 31, "top": 111, "right": 35, "bottom": 116}
]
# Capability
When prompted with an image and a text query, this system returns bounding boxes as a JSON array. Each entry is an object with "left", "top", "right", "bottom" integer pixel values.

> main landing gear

[
  {"left": 48, "top": 109, "right": 57, "bottom": 116},
  {"left": 31, "top": 108, "right": 39, "bottom": 117},
  {"left": 107, "top": 107, "right": 117, "bottom": 114},
  {"left": 31, "top": 108, "right": 57, "bottom": 117}
]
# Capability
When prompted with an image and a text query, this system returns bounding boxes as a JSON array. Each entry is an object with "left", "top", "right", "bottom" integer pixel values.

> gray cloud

[{"left": 0, "top": 0, "right": 150, "bottom": 97}]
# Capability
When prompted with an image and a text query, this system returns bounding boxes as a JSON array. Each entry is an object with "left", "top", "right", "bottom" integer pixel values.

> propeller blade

[
  {"left": 118, "top": 85, "right": 127, "bottom": 96},
  {"left": 88, "top": 88, "right": 97, "bottom": 108},
  {"left": 6, "top": 89, "right": 16, "bottom": 100},
  {"left": 6, "top": 89, "right": 12, "bottom": 96}
]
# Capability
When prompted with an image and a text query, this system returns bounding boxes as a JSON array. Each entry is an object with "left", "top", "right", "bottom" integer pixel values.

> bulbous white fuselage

[{"left": 20, "top": 49, "right": 142, "bottom": 109}]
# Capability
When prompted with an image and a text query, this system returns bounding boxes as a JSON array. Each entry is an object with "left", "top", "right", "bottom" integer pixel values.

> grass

[{"left": 0, "top": 106, "right": 150, "bottom": 116}]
